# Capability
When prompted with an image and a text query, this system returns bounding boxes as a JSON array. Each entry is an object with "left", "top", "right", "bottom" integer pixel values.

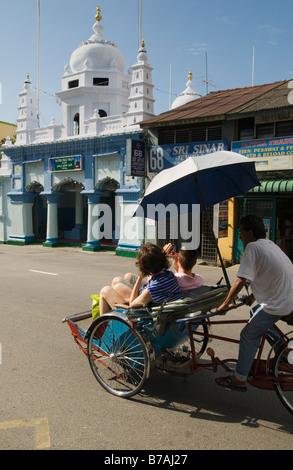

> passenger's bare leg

[
  {"left": 111, "top": 276, "right": 123, "bottom": 287},
  {"left": 99, "top": 285, "right": 127, "bottom": 314},
  {"left": 114, "top": 283, "right": 132, "bottom": 302}
]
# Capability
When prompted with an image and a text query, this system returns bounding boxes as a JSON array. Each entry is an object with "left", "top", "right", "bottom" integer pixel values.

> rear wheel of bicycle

[
  {"left": 87, "top": 314, "right": 150, "bottom": 398},
  {"left": 272, "top": 338, "right": 293, "bottom": 415}
]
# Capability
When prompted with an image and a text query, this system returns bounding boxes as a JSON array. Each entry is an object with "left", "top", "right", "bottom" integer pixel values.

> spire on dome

[
  {"left": 171, "top": 70, "right": 201, "bottom": 109},
  {"left": 87, "top": 5, "right": 114, "bottom": 45},
  {"left": 95, "top": 6, "right": 102, "bottom": 22}
]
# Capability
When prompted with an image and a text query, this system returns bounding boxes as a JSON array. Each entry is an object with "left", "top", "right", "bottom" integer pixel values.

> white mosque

[
  {"left": 15, "top": 6, "right": 155, "bottom": 146},
  {"left": 0, "top": 6, "right": 200, "bottom": 252}
]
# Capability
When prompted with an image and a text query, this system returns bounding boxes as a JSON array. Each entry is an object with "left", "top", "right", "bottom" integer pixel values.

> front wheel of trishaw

[
  {"left": 87, "top": 314, "right": 151, "bottom": 398},
  {"left": 271, "top": 336, "right": 293, "bottom": 415}
]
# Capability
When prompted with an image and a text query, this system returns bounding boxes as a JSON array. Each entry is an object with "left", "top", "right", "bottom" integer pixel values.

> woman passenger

[{"left": 99, "top": 243, "right": 183, "bottom": 314}]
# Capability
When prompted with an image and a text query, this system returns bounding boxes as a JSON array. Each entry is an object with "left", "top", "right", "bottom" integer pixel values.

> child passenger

[{"left": 164, "top": 243, "right": 205, "bottom": 296}]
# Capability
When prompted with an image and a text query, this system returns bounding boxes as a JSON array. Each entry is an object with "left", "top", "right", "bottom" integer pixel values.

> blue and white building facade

[{"left": 0, "top": 7, "right": 155, "bottom": 253}]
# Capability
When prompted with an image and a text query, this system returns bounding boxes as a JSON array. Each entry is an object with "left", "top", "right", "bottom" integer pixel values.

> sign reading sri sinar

[{"left": 148, "top": 140, "right": 228, "bottom": 172}]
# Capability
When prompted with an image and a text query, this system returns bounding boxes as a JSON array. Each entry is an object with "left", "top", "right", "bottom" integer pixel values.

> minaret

[
  {"left": 15, "top": 74, "right": 40, "bottom": 145},
  {"left": 127, "top": 40, "right": 155, "bottom": 124}
]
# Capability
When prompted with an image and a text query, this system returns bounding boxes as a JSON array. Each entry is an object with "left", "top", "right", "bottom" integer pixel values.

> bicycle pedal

[{"left": 207, "top": 347, "right": 215, "bottom": 358}]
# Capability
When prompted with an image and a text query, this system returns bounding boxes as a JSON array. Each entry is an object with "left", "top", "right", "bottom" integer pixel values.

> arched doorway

[
  {"left": 97, "top": 178, "right": 120, "bottom": 244},
  {"left": 26, "top": 181, "right": 45, "bottom": 240},
  {"left": 53, "top": 179, "right": 86, "bottom": 242}
]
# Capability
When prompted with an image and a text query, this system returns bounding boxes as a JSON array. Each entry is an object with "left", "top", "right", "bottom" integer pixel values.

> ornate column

[
  {"left": 115, "top": 187, "right": 144, "bottom": 254},
  {"left": 83, "top": 191, "right": 102, "bottom": 251}
]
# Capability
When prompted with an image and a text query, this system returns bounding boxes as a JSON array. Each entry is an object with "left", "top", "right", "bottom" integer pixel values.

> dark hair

[
  {"left": 178, "top": 249, "right": 198, "bottom": 271},
  {"left": 136, "top": 243, "right": 170, "bottom": 276},
  {"left": 240, "top": 214, "right": 266, "bottom": 239}
]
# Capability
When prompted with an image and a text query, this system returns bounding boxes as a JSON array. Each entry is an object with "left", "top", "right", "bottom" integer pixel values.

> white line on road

[{"left": 29, "top": 270, "right": 58, "bottom": 276}]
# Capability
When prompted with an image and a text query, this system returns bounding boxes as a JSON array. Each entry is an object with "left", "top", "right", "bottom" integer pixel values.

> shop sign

[
  {"left": 126, "top": 139, "right": 146, "bottom": 176},
  {"left": 49, "top": 155, "right": 83, "bottom": 172},
  {"left": 148, "top": 140, "right": 228, "bottom": 172},
  {"left": 232, "top": 137, "right": 293, "bottom": 159},
  {"left": 218, "top": 200, "right": 228, "bottom": 238}
]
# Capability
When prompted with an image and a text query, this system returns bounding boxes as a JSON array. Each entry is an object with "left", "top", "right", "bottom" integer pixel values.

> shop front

[{"left": 232, "top": 137, "right": 293, "bottom": 262}]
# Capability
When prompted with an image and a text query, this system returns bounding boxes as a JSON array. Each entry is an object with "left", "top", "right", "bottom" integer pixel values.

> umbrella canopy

[{"left": 134, "top": 150, "right": 260, "bottom": 220}]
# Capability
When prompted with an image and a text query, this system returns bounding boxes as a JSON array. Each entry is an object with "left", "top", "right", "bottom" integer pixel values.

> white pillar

[
  {"left": 83, "top": 192, "right": 101, "bottom": 250},
  {"left": 44, "top": 193, "right": 60, "bottom": 245}
]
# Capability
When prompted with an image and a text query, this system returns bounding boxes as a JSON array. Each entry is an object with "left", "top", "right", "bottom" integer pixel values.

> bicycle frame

[{"left": 186, "top": 315, "right": 292, "bottom": 391}]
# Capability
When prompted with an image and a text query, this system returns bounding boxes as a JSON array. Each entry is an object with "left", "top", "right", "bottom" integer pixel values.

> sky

[{"left": 1, "top": 0, "right": 293, "bottom": 128}]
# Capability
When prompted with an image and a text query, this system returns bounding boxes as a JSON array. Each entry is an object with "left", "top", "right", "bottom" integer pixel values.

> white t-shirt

[{"left": 237, "top": 239, "right": 293, "bottom": 316}]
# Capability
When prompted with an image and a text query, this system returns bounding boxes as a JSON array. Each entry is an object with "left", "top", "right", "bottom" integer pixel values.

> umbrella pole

[{"left": 201, "top": 200, "right": 231, "bottom": 289}]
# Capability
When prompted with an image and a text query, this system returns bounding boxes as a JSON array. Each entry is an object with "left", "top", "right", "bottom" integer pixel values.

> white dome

[
  {"left": 69, "top": 9, "right": 126, "bottom": 73},
  {"left": 171, "top": 71, "right": 201, "bottom": 109},
  {"left": 70, "top": 42, "right": 126, "bottom": 73}
]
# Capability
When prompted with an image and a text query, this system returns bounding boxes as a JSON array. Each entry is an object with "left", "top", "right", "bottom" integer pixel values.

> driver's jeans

[{"left": 235, "top": 304, "right": 282, "bottom": 382}]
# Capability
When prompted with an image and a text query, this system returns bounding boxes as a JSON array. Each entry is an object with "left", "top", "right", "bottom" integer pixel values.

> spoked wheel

[
  {"left": 176, "top": 319, "right": 209, "bottom": 359},
  {"left": 87, "top": 314, "right": 151, "bottom": 398},
  {"left": 272, "top": 337, "right": 293, "bottom": 415}
]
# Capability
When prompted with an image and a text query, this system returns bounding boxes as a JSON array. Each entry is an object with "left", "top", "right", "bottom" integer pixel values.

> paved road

[{"left": 0, "top": 244, "right": 292, "bottom": 451}]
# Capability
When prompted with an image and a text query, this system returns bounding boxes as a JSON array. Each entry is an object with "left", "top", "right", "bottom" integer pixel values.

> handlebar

[{"left": 215, "top": 294, "right": 252, "bottom": 315}]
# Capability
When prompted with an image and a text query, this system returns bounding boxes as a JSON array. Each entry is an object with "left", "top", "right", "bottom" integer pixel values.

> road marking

[
  {"left": 29, "top": 270, "right": 58, "bottom": 276},
  {"left": 0, "top": 418, "right": 50, "bottom": 449}
]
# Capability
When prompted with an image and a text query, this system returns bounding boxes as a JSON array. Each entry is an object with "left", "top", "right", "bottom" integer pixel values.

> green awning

[{"left": 250, "top": 179, "right": 293, "bottom": 193}]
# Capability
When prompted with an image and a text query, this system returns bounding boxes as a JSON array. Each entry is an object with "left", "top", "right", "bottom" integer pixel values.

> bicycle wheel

[
  {"left": 87, "top": 314, "right": 151, "bottom": 398},
  {"left": 272, "top": 338, "right": 293, "bottom": 415},
  {"left": 171, "top": 319, "right": 209, "bottom": 359},
  {"left": 191, "top": 319, "right": 209, "bottom": 358}
]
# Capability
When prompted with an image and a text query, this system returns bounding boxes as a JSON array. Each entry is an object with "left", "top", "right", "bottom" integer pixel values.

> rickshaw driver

[{"left": 216, "top": 214, "right": 293, "bottom": 392}]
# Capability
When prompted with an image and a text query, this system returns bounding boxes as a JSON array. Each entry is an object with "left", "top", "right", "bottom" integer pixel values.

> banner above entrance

[
  {"left": 232, "top": 137, "right": 293, "bottom": 171},
  {"left": 49, "top": 155, "right": 83, "bottom": 172}
]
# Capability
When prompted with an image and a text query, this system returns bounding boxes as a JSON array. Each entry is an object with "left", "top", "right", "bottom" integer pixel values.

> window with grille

[
  {"left": 68, "top": 80, "right": 79, "bottom": 89},
  {"left": 201, "top": 208, "right": 217, "bottom": 262},
  {"left": 175, "top": 128, "right": 190, "bottom": 143},
  {"left": 191, "top": 126, "right": 206, "bottom": 141},
  {"left": 238, "top": 118, "right": 254, "bottom": 140},
  {"left": 159, "top": 123, "right": 222, "bottom": 145},
  {"left": 158, "top": 129, "right": 175, "bottom": 144},
  {"left": 256, "top": 123, "right": 274, "bottom": 139},
  {"left": 276, "top": 120, "right": 293, "bottom": 137},
  {"left": 207, "top": 126, "right": 222, "bottom": 140},
  {"left": 93, "top": 78, "right": 109, "bottom": 86}
]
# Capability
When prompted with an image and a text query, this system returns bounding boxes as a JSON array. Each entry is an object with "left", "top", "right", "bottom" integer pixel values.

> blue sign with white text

[{"left": 148, "top": 140, "right": 228, "bottom": 172}]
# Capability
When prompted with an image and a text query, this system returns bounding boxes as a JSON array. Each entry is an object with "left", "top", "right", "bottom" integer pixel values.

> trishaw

[
  {"left": 64, "top": 151, "right": 293, "bottom": 416},
  {"left": 63, "top": 283, "right": 293, "bottom": 416}
]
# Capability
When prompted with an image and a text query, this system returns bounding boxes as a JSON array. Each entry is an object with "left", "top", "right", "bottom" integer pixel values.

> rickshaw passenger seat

[{"left": 148, "top": 285, "right": 229, "bottom": 336}]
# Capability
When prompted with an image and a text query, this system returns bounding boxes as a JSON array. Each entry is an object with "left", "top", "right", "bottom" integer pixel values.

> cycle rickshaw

[
  {"left": 64, "top": 284, "right": 293, "bottom": 416},
  {"left": 64, "top": 152, "right": 293, "bottom": 416}
]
